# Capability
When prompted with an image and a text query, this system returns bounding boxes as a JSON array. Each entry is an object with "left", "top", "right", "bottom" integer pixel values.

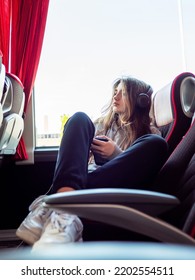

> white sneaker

[
  {"left": 16, "top": 195, "right": 52, "bottom": 245},
  {"left": 32, "top": 211, "right": 83, "bottom": 250}
]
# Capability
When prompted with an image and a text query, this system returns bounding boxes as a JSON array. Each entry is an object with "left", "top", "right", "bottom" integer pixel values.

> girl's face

[{"left": 112, "top": 82, "right": 127, "bottom": 114}]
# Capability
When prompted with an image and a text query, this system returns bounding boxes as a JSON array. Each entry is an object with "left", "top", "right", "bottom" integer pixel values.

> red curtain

[
  {"left": 0, "top": 0, "right": 11, "bottom": 69},
  {"left": 0, "top": 0, "right": 50, "bottom": 160},
  {"left": 10, "top": 0, "right": 50, "bottom": 159}
]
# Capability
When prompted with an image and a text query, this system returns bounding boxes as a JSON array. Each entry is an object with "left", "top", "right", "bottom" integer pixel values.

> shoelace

[
  {"left": 37, "top": 207, "right": 51, "bottom": 221},
  {"left": 50, "top": 212, "right": 75, "bottom": 232}
]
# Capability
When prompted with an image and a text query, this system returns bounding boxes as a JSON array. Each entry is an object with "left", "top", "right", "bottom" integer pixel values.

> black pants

[{"left": 51, "top": 112, "right": 168, "bottom": 193}]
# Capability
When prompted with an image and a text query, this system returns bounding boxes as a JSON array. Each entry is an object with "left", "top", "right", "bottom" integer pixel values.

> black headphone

[{"left": 136, "top": 86, "right": 152, "bottom": 108}]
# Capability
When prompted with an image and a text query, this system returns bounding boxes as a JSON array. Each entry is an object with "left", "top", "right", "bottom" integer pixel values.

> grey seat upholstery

[
  {"left": 0, "top": 54, "right": 5, "bottom": 126},
  {"left": 1, "top": 75, "right": 13, "bottom": 115},
  {"left": 0, "top": 71, "right": 25, "bottom": 155}
]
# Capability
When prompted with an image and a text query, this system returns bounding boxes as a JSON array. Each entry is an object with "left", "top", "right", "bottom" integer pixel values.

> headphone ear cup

[{"left": 136, "top": 93, "right": 150, "bottom": 108}]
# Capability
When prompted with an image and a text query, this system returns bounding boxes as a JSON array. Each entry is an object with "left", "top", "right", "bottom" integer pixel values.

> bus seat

[
  {"left": 0, "top": 61, "right": 5, "bottom": 103},
  {"left": 0, "top": 60, "right": 5, "bottom": 126},
  {"left": 1, "top": 75, "right": 13, "bottom": 115},
  {"left": 0, "top": 103, "right": 2, "bottom": 128},
  {"left": 5, "top": 73, "right": 25, "bottom": 117},
  {"left": 0, "top": 72, "right": 25, "bottom": 155},
  {"left": 43, "top": 76, "right": 195, "bottom": 245},
  {"left": 43, "top": 114, "right": 195, "bottom": 245},
  {"left": 151, "top": 72, "right": 195, "bottom": 155}
]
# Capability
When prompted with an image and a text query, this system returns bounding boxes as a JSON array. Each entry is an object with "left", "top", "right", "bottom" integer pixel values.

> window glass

[{"left": 34, "top": 0, "right": 194, "bottom": 147}]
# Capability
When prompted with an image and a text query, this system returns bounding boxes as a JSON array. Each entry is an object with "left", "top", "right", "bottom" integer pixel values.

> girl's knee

[
  {"left": 133, "top": 134, "right": 168, "bottom": 154},
  {"left": 69, "top": 112, "right": 95, "bottom": 134}
]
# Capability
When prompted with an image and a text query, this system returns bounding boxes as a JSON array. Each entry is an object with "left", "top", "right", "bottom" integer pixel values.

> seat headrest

[
  {"left": 180, "top": 76, "right": 195, "bottom": 118},
  {"left": 6, "top": 73, "right": 25, "bottom": 116},
  {"left": 0, "top": 64, "right": 5, "bottom": 101},
  {"left": 152, "top": 72, "right": 195, "bottom": 128},
  {"left": 1, "top": 75, "right": 13, "bottom": 114},
  {"left": 152, "top": 83, "right": 173, "bottom": 127}
]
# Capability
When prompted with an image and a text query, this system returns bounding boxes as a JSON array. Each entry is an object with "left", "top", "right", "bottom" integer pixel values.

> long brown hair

[{"left": 95, "top": 76, "right": 154, "bottom": 149}]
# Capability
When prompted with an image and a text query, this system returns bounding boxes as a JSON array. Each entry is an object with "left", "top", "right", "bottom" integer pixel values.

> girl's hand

[{"left": 91, "top": 136, "right": 116, "bottom": 158}]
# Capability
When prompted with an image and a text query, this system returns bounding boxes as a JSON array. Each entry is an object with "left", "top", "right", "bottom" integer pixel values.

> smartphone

[
  {"left": 93, "top": 137, "right": 108, "bottom": 165},
  {"left": 95, "top": 137, "right": 108, "bottom": 142}
]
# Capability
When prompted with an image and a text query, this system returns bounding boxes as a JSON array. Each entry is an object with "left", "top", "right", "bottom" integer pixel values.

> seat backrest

[
  {"left": 6, "top": 73, "right": 25, "bottom": 116},
  {"left": 153, "top": 115, "right": 195, "bottom": 238},
  {"left": 0, "top": 52, "right": 5, "bottom": 126},
  {"left": 151, "top": 72, "right": 195, "bottom": 155},
  {"left": 1, "top": 75, "right": 13, "bottom": 115},
  {"left": 0, "top": 56, "right": 5, "bottom": 102},
  {"left": 0, "top": 72, "right": 25, "bottom": 155}
]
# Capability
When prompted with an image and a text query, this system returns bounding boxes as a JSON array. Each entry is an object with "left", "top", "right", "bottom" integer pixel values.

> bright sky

[{"left": 34, "top": 0, "right": 195, "bottom": 133}]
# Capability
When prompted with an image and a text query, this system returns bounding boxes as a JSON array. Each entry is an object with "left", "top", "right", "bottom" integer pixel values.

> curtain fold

[
  {"left": 0, "top": 0, "right": 49, "bottom": 160},
  {"left": 10, "top": 0, "right": 50, "bottom": 160},
  {"left": 0, "top": 0, "right": 11, "bottom": 69}
]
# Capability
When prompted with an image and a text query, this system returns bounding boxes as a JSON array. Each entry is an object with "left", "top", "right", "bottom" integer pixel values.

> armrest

[
  {"left": 44, "top": 188, "right": 179, "bottom": 216},
  {"left": 43, "top": 202, "right": 195, "bottom": 245}
]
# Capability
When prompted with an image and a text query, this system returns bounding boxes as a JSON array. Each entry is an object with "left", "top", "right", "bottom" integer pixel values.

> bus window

[{"left": 34, "top": 0, "right": 195, "bottom": 148}]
